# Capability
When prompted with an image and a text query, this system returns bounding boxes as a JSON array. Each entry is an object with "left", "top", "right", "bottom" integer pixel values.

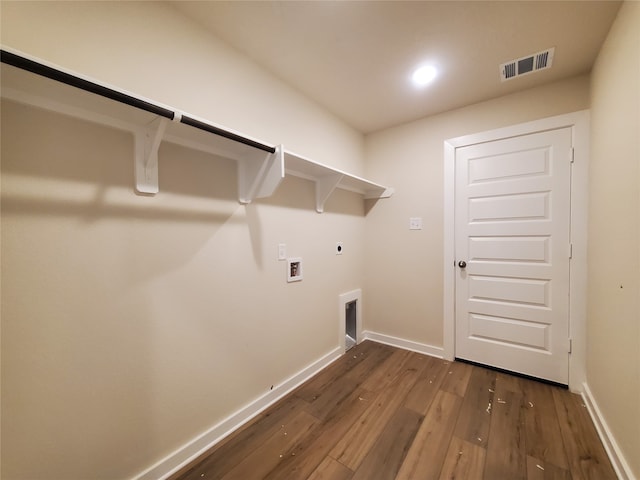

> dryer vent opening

[
  {"left": 339, "top": 289, "right": 362, "bottom": 353},
  {"left": 345, "top": 300, "right": 357, "bottom": 351}
]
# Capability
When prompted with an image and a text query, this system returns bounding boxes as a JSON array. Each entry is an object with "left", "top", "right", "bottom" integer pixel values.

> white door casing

[
  {"left": 455, "top": 128, "right": 572, "bottom": 384},
  {"left": 443, "top": 111, "right": 590, "bottom": 392}
]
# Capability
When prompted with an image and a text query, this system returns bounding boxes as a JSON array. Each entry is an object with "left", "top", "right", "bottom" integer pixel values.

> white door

[{"left": 455, "top": 127, "right": 572, "bottom": 385}]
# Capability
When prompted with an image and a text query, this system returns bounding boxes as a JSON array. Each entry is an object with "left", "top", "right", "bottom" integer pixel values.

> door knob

[{"left": 458, "top": 260, "right": 467, "bottom": 269}]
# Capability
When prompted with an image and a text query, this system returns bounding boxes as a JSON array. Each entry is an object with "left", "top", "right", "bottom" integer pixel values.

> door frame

[{"left": 443, "top": 110, "right": 590, "bottom": 392}]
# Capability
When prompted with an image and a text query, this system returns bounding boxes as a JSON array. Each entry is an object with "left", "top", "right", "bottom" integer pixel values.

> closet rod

[
  {"left": 180, "top": 115, "right": 275, "bottom": 154},
  {"left": 1, "top": 49, "right": 175, "bottom": 120},
  {"left": 0, "top": 49, "right": 276, "bottom": 154}
]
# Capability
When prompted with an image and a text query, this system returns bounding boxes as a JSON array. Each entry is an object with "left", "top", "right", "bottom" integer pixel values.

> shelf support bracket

[
  {"left": 315, "top": 173, "right": 343, "bottom": 213},
  {"left": 134, "top": 117, "right": 169, "bottom": 194},
  {"left": 364, "top": 187, "right": 395, "bottom": 200},
  {"left": 238, "top": 144, "right": 284, "bottom": 204}
]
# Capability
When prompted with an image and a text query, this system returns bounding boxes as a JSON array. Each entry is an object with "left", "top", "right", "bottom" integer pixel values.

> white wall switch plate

[
  {"left": 409, "top": 217, "right": 423, "bottom": 230},
  {"left": 278, "top": 243, "right": 287, "bottom": 260}
]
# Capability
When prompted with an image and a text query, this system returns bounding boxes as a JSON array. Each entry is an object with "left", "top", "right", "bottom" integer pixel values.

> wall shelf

[
  {"left": 284, "top": 151, "right": 393, "bottom": 212},
  {"left": 0, "top": 48, "right": 393, "bottom": 212}
]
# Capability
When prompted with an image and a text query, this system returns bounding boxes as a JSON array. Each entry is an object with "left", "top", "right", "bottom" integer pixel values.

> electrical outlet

[
  {"left": 409, "top": 217, "right": 423, "bottom": 230},
  {"left": 336, "top": 242, "right": 343, "bottom": 255},
  {"left": 278, "top": 243, "right": 286, "bottom": 260}
]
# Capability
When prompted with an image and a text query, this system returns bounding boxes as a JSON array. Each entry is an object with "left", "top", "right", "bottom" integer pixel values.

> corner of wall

[{"left": 582, "top": 382, "right": 636, "bottom": 480}]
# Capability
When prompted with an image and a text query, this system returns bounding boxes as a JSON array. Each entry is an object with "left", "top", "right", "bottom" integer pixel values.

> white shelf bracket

[
  {"left": 315, "top": 173, "right": 343, "bottom": 213},
  {"left": 134, "top": 117, "right": 169, "bottom": 194},
  {"left": 238, "top": 144, "right": 285, "bottom": 204},
  {"left": 364, "top": 186, "right": 395, "bottom": 200}
]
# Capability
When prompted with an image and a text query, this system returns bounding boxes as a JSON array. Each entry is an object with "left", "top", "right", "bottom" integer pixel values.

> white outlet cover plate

[
  {"left": 278, "top": 243, "right": 287, "bottom": 260},
  {"left": 409, "top": 217, "right": 423, "bottom": 230}
]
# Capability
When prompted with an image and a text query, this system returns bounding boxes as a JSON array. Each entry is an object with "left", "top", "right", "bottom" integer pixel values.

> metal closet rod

[{"left": 0, "top": 49, "right": 276, "bottom": 155}]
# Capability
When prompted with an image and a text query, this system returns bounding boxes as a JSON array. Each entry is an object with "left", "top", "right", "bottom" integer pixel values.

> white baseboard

[
  {"left": 133, "top": 347, "right": 342, "bottom": 480},
  {"left": 362, "top": 330, "right": 444, "bottom": 359},
  {"left": 582, "top": 382, "right": 635, "bottom": 480}
]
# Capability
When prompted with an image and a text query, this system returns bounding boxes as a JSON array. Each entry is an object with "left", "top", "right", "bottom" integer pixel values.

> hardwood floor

[{"left": 170, "top": 341, "right": 616, "bottom": 480}]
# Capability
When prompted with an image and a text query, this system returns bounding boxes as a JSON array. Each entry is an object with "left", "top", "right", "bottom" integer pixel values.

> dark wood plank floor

[{"left": 170, "top": 341, "right": 616, "bottom": 480}]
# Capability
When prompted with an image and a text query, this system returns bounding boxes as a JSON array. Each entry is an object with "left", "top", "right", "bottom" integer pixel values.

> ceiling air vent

[{"left": 500, "top": 47, "right": 555, "bottom": 82}]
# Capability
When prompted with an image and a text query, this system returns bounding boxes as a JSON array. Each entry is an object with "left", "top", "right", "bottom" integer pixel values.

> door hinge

[
  {"left": 568, "top": 338, "right": 573, "bottom": 354},
  {"left": 569, "top": 243, "right": 573, "bottom": 259},
  {"left": 570, "top": 147, "right": 575, "bottom": 163}
]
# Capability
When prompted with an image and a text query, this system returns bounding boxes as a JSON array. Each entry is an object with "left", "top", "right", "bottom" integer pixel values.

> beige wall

[
  {"left": 1, "top": 2, "right": 367, "bottom": 479},
  {"left": 588, "top": 2, "right": 640, "bottom": 477},
  {"left": 363, "top": 75, "right": 590, "bottom": 346}
]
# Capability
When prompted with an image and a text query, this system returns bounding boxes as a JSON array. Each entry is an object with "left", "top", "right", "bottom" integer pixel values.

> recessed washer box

[{"left": 287, "top": 258, "right": 303, "bottom": 282}]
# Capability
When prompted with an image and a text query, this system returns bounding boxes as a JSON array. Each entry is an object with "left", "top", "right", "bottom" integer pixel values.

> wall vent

[{"left": 500, "top": 47, "right": 555, "bottom": 81}]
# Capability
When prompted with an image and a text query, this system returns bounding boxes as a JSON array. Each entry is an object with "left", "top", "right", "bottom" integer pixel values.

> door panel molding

[{"left": 443, "top": 110, "right": 590, "bottom": 392}]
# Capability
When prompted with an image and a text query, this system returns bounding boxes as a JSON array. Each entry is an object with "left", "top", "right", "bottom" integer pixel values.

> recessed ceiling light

[{"left": 412, "top": 65, "right": 437, "bottom": 87}]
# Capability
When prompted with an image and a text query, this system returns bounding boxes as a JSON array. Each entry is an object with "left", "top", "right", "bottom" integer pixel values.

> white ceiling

[{"left": 170, "top": 1, "right": 621, "bottom": 134}]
